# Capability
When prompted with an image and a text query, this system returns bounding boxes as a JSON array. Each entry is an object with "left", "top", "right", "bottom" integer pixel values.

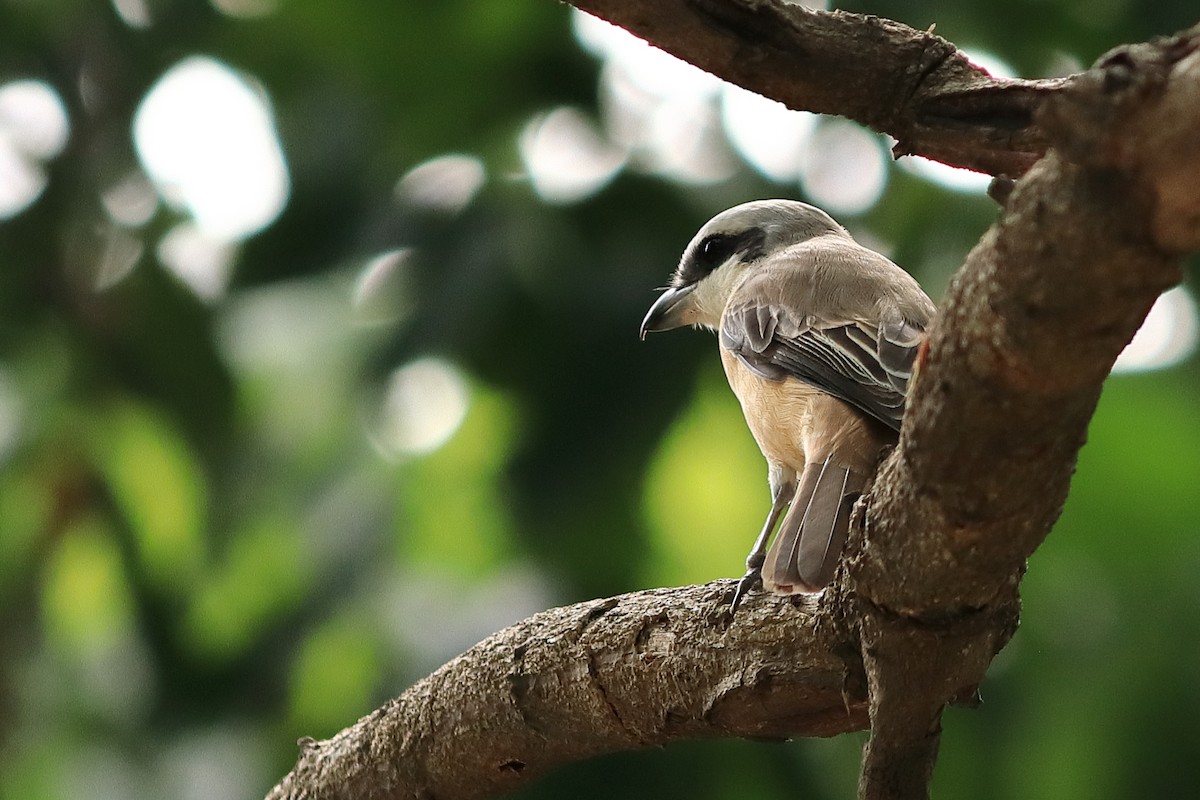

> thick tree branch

[
  {"left": 852, "top": 26, "right": 1196, "bottom": 799},
  {"left": 268, "top": 8, "right": 1200, "bottom": 800},
  {"left": 267, "top": 584, "right": 870, "bottom": 800},
  {"left": 569, "top": 0, "right": 1069, "bottom": 176}
]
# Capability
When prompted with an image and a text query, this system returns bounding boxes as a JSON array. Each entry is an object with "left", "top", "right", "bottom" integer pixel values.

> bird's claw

[{"left": 730, "top": 568, "right": 762, "bottom": 612}]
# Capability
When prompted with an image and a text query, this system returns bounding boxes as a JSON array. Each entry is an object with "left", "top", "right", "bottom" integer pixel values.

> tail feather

[{"left": 763, "top": 456, "right": 866, "bottom": 593}]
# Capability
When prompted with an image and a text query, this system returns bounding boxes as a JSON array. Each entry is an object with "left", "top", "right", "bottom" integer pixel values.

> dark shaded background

[{"left": 1, "top": 1, "right": 1198, "bottom": 798}]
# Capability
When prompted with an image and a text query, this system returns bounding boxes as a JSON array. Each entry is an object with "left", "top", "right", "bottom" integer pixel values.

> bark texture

[
  {"left": 268, "top": 585, "right": 870, "bottom": 800},
  {"left": 570, "top": 0, "right": 1070, "bottom": 176},
  {"left": 268, "top": 4, "right": 1200, "bottom": 799}
]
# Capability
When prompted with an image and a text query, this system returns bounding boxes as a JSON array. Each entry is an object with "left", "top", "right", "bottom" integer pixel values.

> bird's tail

[{"left": 762, "top": 455, "right": 867, "bottom": 593}]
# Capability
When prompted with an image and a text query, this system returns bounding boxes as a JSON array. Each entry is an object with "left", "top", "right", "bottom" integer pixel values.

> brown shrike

[{"left": 640, "top": 200, "right": 935, "bottom": 608}]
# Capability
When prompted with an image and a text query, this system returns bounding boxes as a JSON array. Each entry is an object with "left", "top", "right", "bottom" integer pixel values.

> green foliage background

[{"left": 1, "top": 1, "right": 1198, "bottom": 798}]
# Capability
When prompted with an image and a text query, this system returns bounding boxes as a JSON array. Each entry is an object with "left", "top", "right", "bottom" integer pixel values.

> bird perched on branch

[{"left": 640, "top": 200, "right": 935, "bottom": 608}]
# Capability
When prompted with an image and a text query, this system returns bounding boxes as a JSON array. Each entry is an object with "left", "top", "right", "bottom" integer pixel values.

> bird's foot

[{"left": 730, "top": 568, "right": 763, "bottom": 612}]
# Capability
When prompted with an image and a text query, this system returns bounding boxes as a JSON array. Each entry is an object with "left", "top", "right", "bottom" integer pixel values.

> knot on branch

[{"left": 1040, "top": 24, "right": 1200, "bottom": 251}]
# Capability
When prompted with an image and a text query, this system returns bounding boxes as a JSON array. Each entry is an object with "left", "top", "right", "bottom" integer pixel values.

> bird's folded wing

[{"left": 719, "top": 301, "right": 924, "bottom": 431}]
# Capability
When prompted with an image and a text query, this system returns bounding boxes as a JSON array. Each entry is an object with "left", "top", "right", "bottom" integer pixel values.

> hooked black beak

[{"left": 639, "top": 284, "right": 696, "bottom": 340}]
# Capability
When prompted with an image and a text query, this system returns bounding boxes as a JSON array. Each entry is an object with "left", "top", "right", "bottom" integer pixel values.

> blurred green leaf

[
  {"left": 0, "top": 463, "right": 51, "bottom": 600},
  {"left": 642, "top": 367, "right": 765, "bottom": 587},
  {"left": 87, "top": 400, "right": 207, "bottom": 594},
  {"left": 41, "top": 515, "right": 134, "bottom": 654},
  {"left": 0, "top": 734, "right": 69, "bottom": 800},
  {"left": 399, "top": 384, "right": 518, "bottom": 578},
  {"left": 287, "top": 611, "right": 383, "bottom": 737},
  {"left": 183, "top": 514, "right": 313, "bottom": 664}
]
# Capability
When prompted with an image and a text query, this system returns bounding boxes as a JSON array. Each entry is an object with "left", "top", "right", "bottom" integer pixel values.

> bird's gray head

[{"left": 640, "top": 200, "right": 846, "bottom": 337}]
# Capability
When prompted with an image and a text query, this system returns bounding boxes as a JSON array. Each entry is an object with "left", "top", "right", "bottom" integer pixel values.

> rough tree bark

[
  {"left": 572, "top": 0, "right": 1070, "bottom": 176},
  {"left": 268, "top": 4, "right": 1200, "bottom": 799}
]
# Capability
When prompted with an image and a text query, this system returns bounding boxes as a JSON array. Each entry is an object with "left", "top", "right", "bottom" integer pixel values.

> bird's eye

[
  {"left": 676, "top": 227, "right": 765, "bottom": 286},
  {"left": 695, "top": 234, "right": 737, "bottom": 272}
]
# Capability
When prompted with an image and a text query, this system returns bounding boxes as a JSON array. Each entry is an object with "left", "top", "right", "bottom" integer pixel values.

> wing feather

[{"left": 721, "top": 300, "right": 925, "bottom": 432}]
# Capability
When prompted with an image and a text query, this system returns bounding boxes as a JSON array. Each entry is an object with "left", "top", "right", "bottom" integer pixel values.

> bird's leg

[{"left": 731, "top": 472, "right": 796, "bottom": 611}]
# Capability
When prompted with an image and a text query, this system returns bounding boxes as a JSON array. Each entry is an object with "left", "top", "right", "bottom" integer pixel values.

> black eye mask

[{"left": 676, "top": 227, "right": 767, "bottom": 286}]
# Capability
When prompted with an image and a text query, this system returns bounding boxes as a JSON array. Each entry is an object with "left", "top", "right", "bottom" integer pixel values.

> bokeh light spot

[
  {"left": 395, "top": 154, "right": 486, "bottom": 214},
  {"left": 156, "top": 222, "right": 236, "bottom": 302},
  {"left": 1113, "top": 286, "right": 1199, "bottom": 373},
  {"left": 638, "top": 95, "right": 735, "bottom": 185},
  {"left": 573, "top": 9, "right": 733, "bottom": 186},
  {"left": 899, "top": 155, "right": 992, "bottom": 194},
  {"left": 721, "top": 84, "right": 817, "bottom": 183},
  {"left": 0, "top": 146, "right": 45, "bottom": 219},
  {"left": 133, "top": 56, "right": 289, "bottom": 241},
  {"left": 101, "top": 170, "right": 158, "bottom": 227},
  {"left": 519, "top": 107, "right": 625, "bottom": 204},
  {"left": 92, "top": 225, "right": 145, "bottom": 291},
  {"left": 111, "top": 0, "right": 152, "bottom": 28},
  {"left": 800, "top": 120, "right": 888, "bottom": 216},
  {"left": 352, "top": 248, "right": 415, "bottom": 326},
  {"left": 0, "top": 79, "right": 69, "bottom": 218},
  {"left": 372, "top": 358, "right": 471, "bottom": 458},
  {"left": 572, "top": 9, "right": 721, "bottom": 100},
  {"left": 0, "top": 79, "right": 70, "bottom": 159}
]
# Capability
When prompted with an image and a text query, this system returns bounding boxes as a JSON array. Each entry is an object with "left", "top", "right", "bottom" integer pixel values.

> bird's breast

[{"left": 719, "top": 348, "right": 817, "bottom": 471}]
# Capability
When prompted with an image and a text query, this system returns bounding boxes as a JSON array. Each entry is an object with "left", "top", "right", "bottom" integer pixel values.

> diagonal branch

[
  {"left": 267, "top": 5, "right": 1200, "bottom": 799},
  {"left": 568, "top": 0, "right": 1070, "bottom": 175},
  {"left": 267, "top": 583, "right": 871, "bottom": 800}
]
